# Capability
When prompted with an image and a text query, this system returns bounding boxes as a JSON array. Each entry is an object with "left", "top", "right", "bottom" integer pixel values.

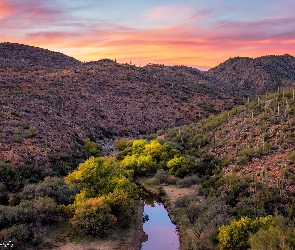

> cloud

[
  {"left": 0, "top": 0, "right": 13, "bottom": 19},
  {"left": 1, "top": 1, "right": 295, "bottom": 69}
]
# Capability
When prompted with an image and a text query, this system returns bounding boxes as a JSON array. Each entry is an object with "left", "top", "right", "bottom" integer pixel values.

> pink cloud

[
  {"left": 0, "top": 0, "right": 13, "bottom": 19},
  {"left": 1, "top": 2, "right": 295, "bottom": 70}
]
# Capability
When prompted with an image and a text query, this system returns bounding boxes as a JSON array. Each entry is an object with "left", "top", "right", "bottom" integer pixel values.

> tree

[
  {"left": 65, "top": 156, "right": 139, "bottom": 236},
  {"left": 167, "top": 156, "right": 191, "bottom": 177},
  {"left": 70, "top": 197, "right": 114, "bottom": 236},
  {"left": 218, "top": 216, "right": 273, "bottom": 250},
  {"left": 83, "top": 138, "right": 102, "bottom": 157},
  {"left": 249, "top": 216, "right": 295, "bottom": 250},
  {"left": 65, "top": 156, "right": 131, "bottom": 197},
  {"left": 120, "top": 154, "right": 157, "bottom": 175}
]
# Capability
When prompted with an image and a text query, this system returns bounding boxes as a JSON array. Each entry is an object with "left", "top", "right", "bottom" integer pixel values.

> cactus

[
  {"left": 261, "top": 167, "right": 268, "bottom": 186},
  {"left": 277, "top": 174, "right": 285, "bottom": 197}
]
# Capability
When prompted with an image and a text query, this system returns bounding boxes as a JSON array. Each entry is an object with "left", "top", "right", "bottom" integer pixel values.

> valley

[{"left": 1, "top": 42, "right": 295, "bottom": 249}]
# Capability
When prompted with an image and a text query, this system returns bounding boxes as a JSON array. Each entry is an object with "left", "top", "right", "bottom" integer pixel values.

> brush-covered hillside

[
  {"left": 0, "top": 43, "right": 238, "bottom": 166},
  {"left": 206, "top": 54, "right": 295, "bottom": 96},
  {"left": 0, "top": 42, "right": 82, "bottom": 70},
  {"left": 164, "top": 89, "right": 295, "bottom": 191},
  {"left": 155, "top": 89, "right": 295, "bottom": 249}
]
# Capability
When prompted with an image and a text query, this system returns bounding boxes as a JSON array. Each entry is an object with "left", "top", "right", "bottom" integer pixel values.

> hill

[
  {"left": 0, "top": 42, "right": 82, "bottom": 70},
  {"left": 1, "top": 43, "right": 295, "bottom": 167},
  {"left": 0, "top": 44, "right": 238, "bottom": 166},
  {"left": 159, "top": 90, "right": 295, "bottom": 248},
  {"left": 206, "top": 54, "right": 295, "bottom": 96},
  {"left": 164, "top": 89, "right": 295, "bottom": 198}
]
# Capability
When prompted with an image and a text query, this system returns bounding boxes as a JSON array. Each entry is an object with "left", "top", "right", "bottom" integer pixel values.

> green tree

[
  {"left": 65, "top": 156, "right": 138, "bottom": 235},
  {"left": 167, "top": 156, "right": 191, "bottom": 177},
  {"left": 83, "top": 138, "right": 102, "bottom": 157},
  {"left": 249, "top": 216, "right": 295, "bottom": 250},
  {"left": 120, "top": 154, "right": 157, "bottom": 175},
  {"left": 218, "top": 216, "right": 273, "bottom": 250},
  {"left": 70, "top": 197, "right": 114, "bottom": 236}
]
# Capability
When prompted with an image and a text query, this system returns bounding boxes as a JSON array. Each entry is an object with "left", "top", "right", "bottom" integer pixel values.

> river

[{"left": 141, "top": 198, "right": 179, "bottom": 250}]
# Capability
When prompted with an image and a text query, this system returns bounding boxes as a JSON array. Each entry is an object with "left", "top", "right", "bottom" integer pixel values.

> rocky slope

[
  {"left": 1, "top": 42, "right": 295, "bottom": 166},
  {"left": 164, "top": 90, "right": 295, "bottom": 192},
  {"left": 0, "top": 43, "right": 237, "bottom": 165},
  {"left": 206, "top": 54, "right": 295, "bottom": 96}
]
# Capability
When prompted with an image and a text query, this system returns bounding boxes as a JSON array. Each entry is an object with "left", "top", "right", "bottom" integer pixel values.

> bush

[
  {"left": 289, "top": 151, "right": 295, "bottom": 164},
  {"left": 70, "top": 197, "right": 114, "bottom": 236},
  {"left": 28, "top": 126, "right": 38, "bottom": 137},
  {"left": 33, "top": 197, "right": 59, "bottom": 222},
  {"left": 5, "top": 224, "right": 34, "bottom": 246},
  {"left": 0, "top": 192, "right": 9, "bottom": 206},
  {"left": 17, "top": 164, "right": 42, "bottom": 184},
  {"left": 167, "top": 156, "right": 191, "bottom": 177},
  {"left": 22, "top": 177, "right": 78, "bottom": 205},
  {"left": 0, "top": 162, "right": 22, "bottom": 191},
  {"left": 0, "top": 201, "right": 37, "bottom": 230},
  {"left": 154, "top": 169, "right": 170, "bottom": 184},
  {"left": 187, "top": 201, "right": 201, "bottom": 223},
  {"left": 83, "top": 138, "right": 102, "bottom": 157},
  {"left": 176, "top": 175, "right": 200, "bottom": 188},
  {"left": 249, "top": 216, "right": 295, "bottom": 250},
  {"left": 218, "top": 216, "right": 273, "bottom": 250}
]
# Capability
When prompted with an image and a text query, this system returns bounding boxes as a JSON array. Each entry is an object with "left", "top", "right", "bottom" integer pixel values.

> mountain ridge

[{"left": 1, "top": 42, "right": 295, "bottom": 166}]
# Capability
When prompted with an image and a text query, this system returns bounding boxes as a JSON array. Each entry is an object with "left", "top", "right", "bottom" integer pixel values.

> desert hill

[
  {"left": 0, "top": 43, "right": 237, "bottom": 166},
  {"left": 0, "top": 42, "right": 82, "bottom": 70},
  {"left": 163, "top": 89, "right": 295, "bottom": 192},
  {"left": 1, "top": 43, "right": 295, "bottom": 167},
  {"left": 206, "top": 54, "right": 295, "bottom": 96}
]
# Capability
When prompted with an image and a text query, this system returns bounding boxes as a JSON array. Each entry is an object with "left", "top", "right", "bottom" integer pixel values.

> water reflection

[{"left": 141, "top": 200, "right": 179, "bottom": 250}]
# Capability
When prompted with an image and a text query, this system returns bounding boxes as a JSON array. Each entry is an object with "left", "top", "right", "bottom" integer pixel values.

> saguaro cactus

[
  {"left": 261, "top": 167, "right": 268, "bottom": 186},
  {"left": 277, "top": 174, "right": 285, "bottom": 197}
]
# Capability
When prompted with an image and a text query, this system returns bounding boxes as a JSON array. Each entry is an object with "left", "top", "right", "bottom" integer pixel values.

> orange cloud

[{"left": 2, "top": 3, "right": 295, "bottom": 70}]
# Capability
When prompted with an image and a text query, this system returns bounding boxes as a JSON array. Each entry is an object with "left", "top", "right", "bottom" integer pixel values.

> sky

[{"left": 1, "top": 0, "right": 295, "bottom": 70}]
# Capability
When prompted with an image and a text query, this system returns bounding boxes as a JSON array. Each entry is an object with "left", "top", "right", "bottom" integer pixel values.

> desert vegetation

[{"left": 2, "top": 43, "right": 295, "bottom": 249}]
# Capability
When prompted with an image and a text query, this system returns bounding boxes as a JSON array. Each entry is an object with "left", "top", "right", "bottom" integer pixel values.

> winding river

[{"left": 141, "top": 197, "right": 179, "bottom": 250}]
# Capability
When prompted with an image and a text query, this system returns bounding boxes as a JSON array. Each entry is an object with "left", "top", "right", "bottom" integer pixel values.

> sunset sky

[{"left": 1, "top": 0, "right": 295, "bottom": 70}]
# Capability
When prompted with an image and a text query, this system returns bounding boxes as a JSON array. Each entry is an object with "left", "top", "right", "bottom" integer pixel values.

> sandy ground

[{"left": 162, "top": 185, "right": 196, "bottom": 206}]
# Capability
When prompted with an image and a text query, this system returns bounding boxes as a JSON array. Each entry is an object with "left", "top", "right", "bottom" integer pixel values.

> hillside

[
  {"left": 206, "top": 54, "right": 295, "bottom": 96},
  {"left": 0, "top": 42, "right": 82, "bottom": 70},
  {"left": 1, "top": 43, "right": 295, "bottom": 167},
  {"left": 159, "top": 90, "right": 295, "bottom": 249},
  {"left": 0, "top": 43, "right": 237, "bottom": 166},
  {"left": 164, "top": 89, "right": 295, "bottom": 192}
]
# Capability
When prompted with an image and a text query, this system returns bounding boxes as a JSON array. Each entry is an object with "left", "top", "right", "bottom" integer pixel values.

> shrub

[
  {"left": 249, "top": 216, "right": 295, "bottom": 250},
  {"left": 13, "top": 129, "right": 23, "bottom": 143},
  {"left": 167, "top": 156, "right": 191, "bottom": 177},
  {"left": 70, "top": 197, "right": 114, "bottom": 236},
  {"left": 6, "top": 223, "right": 34, "bottom": 242},
  {"left": 218, "top": 216, "right": 273, "bottom": 250},
  {"left": 289, "top": 151, "right": 295, "bottom": 164},
  {"left": 22, "top": 177, "right": 78, "bottom": 205},
  {"left": 83, "top": 138, "right": 102, "bottom": 157},
  {"left": 28, "top": 126, "right": 38, "bottom": 137},
  {"left": 33, "top": 197, "right": 59, "bottom": 222},
  {"left": 176, "top": 175, "right": 200, "bottom": 188},
  {"left": 187, "top": 201, "right": 201, "bottom": 223},
  {"left": 154, "top": 169, "right": 170, "bottom": 184}
]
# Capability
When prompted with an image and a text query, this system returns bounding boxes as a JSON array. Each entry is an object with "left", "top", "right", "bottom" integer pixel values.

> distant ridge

[
  {"left": 0, "top": 42, "right": 82, "bottom": 70},
  {"left": 206, "top": 54, "right": 295, "bottom": 96}
]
